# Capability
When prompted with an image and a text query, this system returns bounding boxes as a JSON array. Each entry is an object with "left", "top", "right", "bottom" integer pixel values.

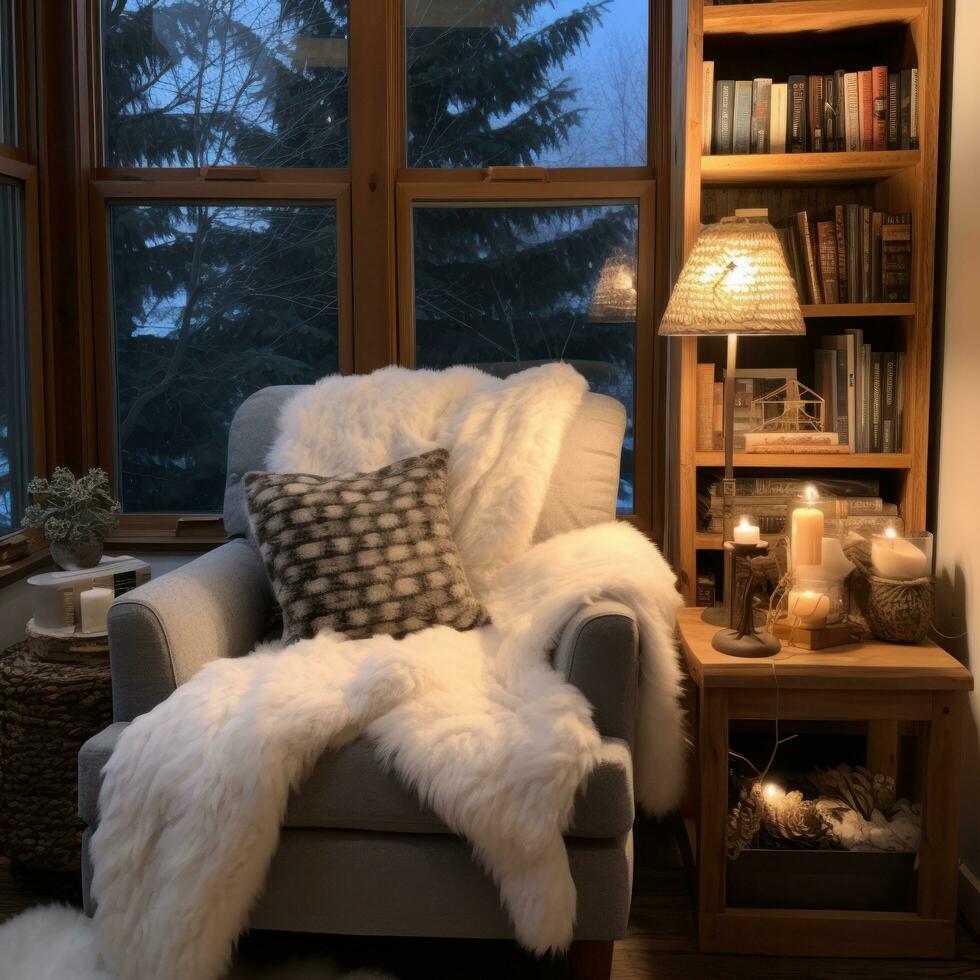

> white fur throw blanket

[{"left": 59, "top": 365, "right": 684, "bottom": 980}]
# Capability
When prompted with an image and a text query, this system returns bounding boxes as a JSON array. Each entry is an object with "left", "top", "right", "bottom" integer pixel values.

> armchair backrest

[{"left": 223, "top": 382, "right": 626, "bottom": 543}]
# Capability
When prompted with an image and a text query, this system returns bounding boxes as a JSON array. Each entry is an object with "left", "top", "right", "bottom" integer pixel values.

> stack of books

[
  {"left": 815, "top": 330, "right": 905, "bottom": 454},
  {"left": 776, "top": 207, "right": 912, "bottom": 305},
  {"left": 703, "top": 64, "right": 920, "bottom": 156},
  {"left": 698, "top": 477, "right": 902, "bottom": 536}
]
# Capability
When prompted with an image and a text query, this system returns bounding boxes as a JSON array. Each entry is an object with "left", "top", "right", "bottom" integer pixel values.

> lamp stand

[{"left": 701, "top": 332, "right": 739, "bottom": 627}]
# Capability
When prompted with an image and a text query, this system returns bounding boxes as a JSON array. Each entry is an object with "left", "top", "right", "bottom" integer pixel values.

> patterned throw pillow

[{"left": 244, "top": 450, "right": 489, "bottom": 642}]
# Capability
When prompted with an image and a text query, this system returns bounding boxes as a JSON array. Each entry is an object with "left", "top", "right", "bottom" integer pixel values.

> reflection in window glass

[
  {"left": 109, "top": 203, "right": 340, "bottom": 513},
  {"left": 0, "top": 0, "right": 16, "bottom": 146},
  {"left": 102, "top": 0, "right": 349, "bottom": 168},
  {"left": 405, "top": 0, "right": 648, "bottom": 168},
  {"left": 0, "top": 181, "right": 31, "bottom": 533},
  {"left": 413, "top": 202, "right": 637, "bottom": 512}
]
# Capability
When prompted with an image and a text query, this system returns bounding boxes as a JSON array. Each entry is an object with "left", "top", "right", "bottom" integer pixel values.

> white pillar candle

[
  {"left": 787, "top": 588, "right": 832, "bottom": 628},
  {"left": 790, "top": 486, "right": 824, "bottom": 569},
  {"left": 80, "top": 587, "right": 114, "bottom": 633},
  {"left": 871, "top": 528, "right": 928, "bottom": 579},
  {"left": 733, "top": 516, "right": 761, "bottom": 545}
]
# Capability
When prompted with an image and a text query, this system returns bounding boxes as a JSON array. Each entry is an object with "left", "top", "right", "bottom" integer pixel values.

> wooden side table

[{"left": 678, "top": 606, "right": 973, "bottom": 958}]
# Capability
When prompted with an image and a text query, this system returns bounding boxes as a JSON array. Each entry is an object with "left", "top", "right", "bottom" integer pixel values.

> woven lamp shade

[
  {"left": 588, "top": 252, "right": 637, "bottom": 322},
  {"left": 659, "top": 219, "right": 805, "bottom": 336}
]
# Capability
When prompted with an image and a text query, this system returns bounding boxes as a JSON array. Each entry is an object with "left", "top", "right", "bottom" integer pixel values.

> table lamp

[{"left": 660, "top": 217, "right": 805, "bottom": 627}]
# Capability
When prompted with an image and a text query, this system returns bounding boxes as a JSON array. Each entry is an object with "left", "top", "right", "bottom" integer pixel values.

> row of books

[
  {"left": 816, "top": 331, "right": 905, "bottom": 454},
  {"left": 702, "top": 64, "right": 920, "bottom": 156},
  {"left": 776, "top": 207, "right": 912, "bottom": 305}
]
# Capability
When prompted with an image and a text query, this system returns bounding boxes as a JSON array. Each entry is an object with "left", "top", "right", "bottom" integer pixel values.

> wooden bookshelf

[{"left": 672, "top": 0, "right": 942, "bottom": 605}]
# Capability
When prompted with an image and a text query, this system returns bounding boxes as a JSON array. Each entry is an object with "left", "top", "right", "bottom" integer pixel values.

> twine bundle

[{"left": 866, "top": 575, "right": 935, "bottom": 643}]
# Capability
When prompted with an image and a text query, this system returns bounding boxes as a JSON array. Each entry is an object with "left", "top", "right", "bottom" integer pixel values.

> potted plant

[{"left": 22, "top": 467, "right": 121, "bottom": 570}]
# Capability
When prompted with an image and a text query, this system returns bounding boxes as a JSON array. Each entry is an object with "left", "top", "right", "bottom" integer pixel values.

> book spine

[
  {"left": 895, "top": 351, "right": 905, "bottom": 450},
  {"left": 910, "top": 67, "right": 919, "bottom": 149},
  {"left": 776, "top": 225, "right": 804, "bottom": 301},
  {"left": 788, "top": 76, "right": 808, "bottom": 153},
  {"left": 844, "top": 333, "right": 857, "bottom": 452},
  {"left": 845, "top": 328, "right": 865, "bottom": 453},
  {"left": 871, "top": 211, "right": 883, "bottom": 303},
  {"left": 815, "top": 349, "right": 837, "bottom": 434},
  {"left": 887, "top": 72, "right": 900, "bottom": 150},
  {"left": 702, "top": 61, "right": 714, "bottom": 155},
  {"left": 769, "top": 82, "right": 788, "bottom": 153},
  {"left": 697, "top": 363, "right": 714, "bottom": 452},
  {"left": 862, "top": 343, "right": 872, "bottom": 454},
  {"left": 714, "top": 80, "right": 735, "bottom": 154},
  {"left": 882, "top": 212, "right": 913, "bottom": 302},
  {"left": 858, "top": 70, "right": 873, "bottom": 152},
  {"left": 795, "top": 212, "right": 822, "bottom": 304},
  {"left": 733, "top": 80, "right": 753, "bottom": 154},
  {"left": 835, "top": 346, "right": 850, "bottom": 446},
  {"left": 845, "top": 204, "right": 861, "bottom": 304},
  {"left": 808, "top": 75, "right": 824, "bottom": 152},
  {"left": 844, "top": 72, "right": 860, "bottom": 152},
  {"left": 816, "top": 221, "right": 839, "bottom": 304},
  {"left": 870, "top": 352, "right": 883, "bottom": 452},
  {"left": 823, "top": 74, "right": 836, "bottom": 152},
  {"left": 882, "top": 352, "right": 898, "bottom": 453},
  {"left": 861, "top": 206, "right": 872, "bottom": 304},
  {"left": 900, "top": 69, "right": 912, "bottom": 149},
  {"left": 834, "top": 205, "right": 848, "bottom": 303},
  {"left": 871, "top": 66, "right": 888, "bottom": 151},
  {"left": 751, "top": 77, "right": 772, "bottom": 153},
  {"left": 834, "top": 70, "right": 846, "bottom": 151}
]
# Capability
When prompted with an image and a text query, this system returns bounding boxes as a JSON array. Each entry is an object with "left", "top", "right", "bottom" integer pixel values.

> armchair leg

[{"left": 569, "top": 939, "right": 614, "bottom": 980}]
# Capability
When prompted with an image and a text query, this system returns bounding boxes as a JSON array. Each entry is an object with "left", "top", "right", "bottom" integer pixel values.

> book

[
  {"left": 845, "top": 204, "right": 862, "bottom": 304},
  {"left": 860, "top": 205, "right": 872, "bottom": 304},
  {"left": 823, "top": 74, "right": 837, "bottom": 152},
  {"left": 814, "top": 348, "right": 838, "bottom": 434},
  {"left": 702, "top": 477, "right": 881, "bottom": 497},
  {"left": 834, "top": 205, "right": 848, "bottom": 303},
  {"left": 910, "top": 67, "right": 920, "bottom": 149},
  {"left": 769, "top": 82, "right": 788, "bottom": 153},
  {"left": 895, "top": 351, "right": 906, "bottom": 449},
  {"left": 823, "top": 333, "right": 857, "bottom": 451},
  {"left": 696, "top": 574, "right": 716, "bottom": 608},
  {"left": 733, "top": 80, "right": 753, "bottom": 154},
  {"left": 714, "top": 80, "right": 735, "bottom": 154},
  {"left": 824, "top": 515, "right": 906, "bottom": 537},
  {"left": 751, "top": 77, "right": 772, "bottom": 153},
  {"left": 870, "top": 352, "right": 883, "bottom": 451},
  {"left": 844, "top": 72, "right": 860, "bottom": 152},
  {"left": 887, "top": 72, "right": 900, "bottom": 150},
  {"left": 871, "top": 211, "right": 883, "bottom": 302},
  {"left": 795, "top": 211, "right": 822, "bottom": 304},
  {"left": 858, "top": 70, "right": 873, "bottom": 151},
  {"left": 882, "top": 212, "right": 912, "bottom": 302},
  {"left": 844, "top": 328, "right": 865, "bottom": 452},
  {"left": 871, "top": 66, "right": 888, "bottom": 151},
  {"left": 788, "top": 75, "right": 808, "bottom": 152},
  {"left": 697, "top": 362, "right": 715, "bottom": 451},
  {"left": 833, "top": 69, "right": 846, "bottom": 152},
  {"left": 882, "top": 352, "right": 898, "bottom": 453},
  {"left": 702, "top": 61, "right": 715, "bottom": 155},
  {"left": 862, "top": 342, "right": 872, "bottom": 451},
  {"left": 705, "top": 496, "right": 886, "bottom": 517},
  {"left": 743, "top": 432, "right": 844, "bottom": 453},
  {"left": 808, "top": 75, "right": 824, "bottom": 152},
  {"left": 776, "top": 225, "right": 804, "bottom": 302},
  {"left": 816, "top": 221, "right": 839, "bottom": 303},
  {"left": 900, "top": 69, "right": 913, "bottom": 149}
]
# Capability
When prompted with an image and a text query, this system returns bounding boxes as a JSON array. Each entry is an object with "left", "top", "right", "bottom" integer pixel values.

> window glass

[
  {"left": 101, "top": 0, "right": 349, "bottom": 168},
  {"left": 412, "top": 201, "right": 637, "bottom": 512},
  {"left": 0, "top": 0, "right": 16, "bottom": 146},
  {"left": 0, "top": 180, "right": 31, "bottom": 532},
  {"left": 405, "top": 0, "right": 648, "bottom": 168},
  {"left": 109, "top": 202, "right": 341, "bottom": 513}
]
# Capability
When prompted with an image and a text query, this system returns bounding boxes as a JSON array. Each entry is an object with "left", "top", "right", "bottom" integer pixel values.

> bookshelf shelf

[
  {"left": 703, "top": 0, "right": 926, "bottom": 37},
  {"left": 802, "top": 302, "right": 915, "bottom": 317},
  {"left": 700, "top": 151, "right": 919, "bottom": 186},
  {"left": 673, "top": 0, "right": 940, "bottom": 607}
]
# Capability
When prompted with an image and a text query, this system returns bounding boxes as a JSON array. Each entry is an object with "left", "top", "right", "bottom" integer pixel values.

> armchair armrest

[
  {"left": 552, "top": 600, "right": 639, "bottom": 744},
  {"left": 107, "top": 539, "right": 274, "bottom": 722}
]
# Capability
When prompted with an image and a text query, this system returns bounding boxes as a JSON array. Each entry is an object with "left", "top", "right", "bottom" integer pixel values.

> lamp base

[{"left": 711, "top": 628, "right": 781, "bottom": 658}]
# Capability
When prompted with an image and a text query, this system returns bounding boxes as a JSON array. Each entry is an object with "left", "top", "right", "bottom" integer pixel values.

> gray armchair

[{"left": 78, "top": 386, "right": 640, "bottom": 980}]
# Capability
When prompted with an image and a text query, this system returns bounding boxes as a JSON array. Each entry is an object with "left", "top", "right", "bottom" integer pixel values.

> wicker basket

[
  {"left": 866, "top": 575, "right": 935, "bottom": 644},
  {"left": 0, "top": 641, "right": 112, "bottom": 875}
]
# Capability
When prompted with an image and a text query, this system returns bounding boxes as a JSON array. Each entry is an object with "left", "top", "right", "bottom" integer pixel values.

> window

[
  {"left": 108, "top": 200, "right": 345, "bottom": 513},
  {"left": 0, "top": 180, "right": 30, "bottom": 532},
  {"left": 411, "top": 199, "right": 640, "bottom": 510},
  {"left": 0, "top": 0, "right": 16, "bottom": 147}
]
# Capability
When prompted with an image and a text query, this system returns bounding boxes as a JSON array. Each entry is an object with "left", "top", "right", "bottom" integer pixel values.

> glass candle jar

[
  {"left": 871, "top": 529, "right": 933, "bottom": 580},
  {"left": 783, "top": 578, "right": 844, "bottom": 628}
]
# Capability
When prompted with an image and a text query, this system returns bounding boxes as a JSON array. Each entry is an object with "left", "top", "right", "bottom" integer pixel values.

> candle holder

[
  {"left": 867, "top": 574, "right": 935, "bottom": 643},
  {"left": 773, "top": 574, "right": 864, "bottom": 650},
  {"left": 711, "top": 541, "right": 781, "bottom": 658}
]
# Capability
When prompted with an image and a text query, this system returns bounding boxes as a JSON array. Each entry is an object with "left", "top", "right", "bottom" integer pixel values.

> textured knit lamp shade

[{"left": 661, "top": 218, "right": 804, "bottom": 652}]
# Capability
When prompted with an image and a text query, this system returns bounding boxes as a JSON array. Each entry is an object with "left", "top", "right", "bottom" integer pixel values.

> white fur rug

[{"left": 0, "top": 365, "right": 685, "bottom": 980}]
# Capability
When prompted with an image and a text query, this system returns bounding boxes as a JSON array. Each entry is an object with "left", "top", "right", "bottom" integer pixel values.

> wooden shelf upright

[{"left": 672, "top": 0, "right": 943, "bottom": 604}]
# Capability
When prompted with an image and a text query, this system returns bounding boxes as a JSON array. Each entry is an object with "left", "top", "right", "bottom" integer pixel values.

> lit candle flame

[
  {"left": 804, "top": 484, "right": 818, "bottom": 505},
  {"left": 884, "top": 527, "right": 897, "bottom": 539},
  {"left": 738, "top": 516, "right": 751, "bottom": 529}
]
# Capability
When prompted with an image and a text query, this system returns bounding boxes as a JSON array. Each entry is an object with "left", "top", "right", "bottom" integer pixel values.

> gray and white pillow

[{"left": 244, "top": 449, "right": 489, "bottom": 642}]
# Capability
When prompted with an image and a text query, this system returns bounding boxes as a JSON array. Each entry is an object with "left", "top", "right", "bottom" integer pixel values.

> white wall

[
  {"left": 0, "top": 552, "right": 196, "bottom": 651},
  {"left": 933, "top": 0, "right": 980, "bottom": 911}
]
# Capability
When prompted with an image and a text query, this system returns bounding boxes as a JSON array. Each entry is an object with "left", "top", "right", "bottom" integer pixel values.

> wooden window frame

[{"left": 395, "top": 180, "right": 656, "bottom": 529}]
